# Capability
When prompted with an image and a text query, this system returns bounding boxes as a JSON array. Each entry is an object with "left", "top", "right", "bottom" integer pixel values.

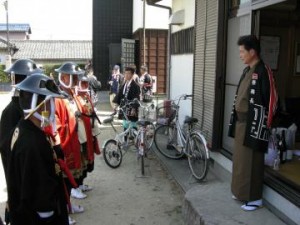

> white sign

[{"left": 151, "top": 75, "right": 157, "bottom": 93}]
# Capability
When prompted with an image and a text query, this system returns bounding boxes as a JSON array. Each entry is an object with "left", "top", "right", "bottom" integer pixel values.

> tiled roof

[
  {"left": 10, "top": 40, "right": 92, "bottom": 60},
  {"left": 0, "top": 23, "right": 31, "bottom": 33}
]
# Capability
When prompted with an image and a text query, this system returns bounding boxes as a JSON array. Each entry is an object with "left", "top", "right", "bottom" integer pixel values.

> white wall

[
  {"left": 171, "top": 0, "right": 195, "bottom": 33},
  {"left": 170, "top": 54, "right": 193, "bottom": 123},
  {"left": 168, "top": 0, "right": 195, "bottom": 123},
  {"left": 133, "top": 0, "right": 171, "bottom": 33}
]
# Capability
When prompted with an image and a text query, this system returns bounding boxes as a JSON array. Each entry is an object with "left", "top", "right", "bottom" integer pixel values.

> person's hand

[{"left": 108, "top": 81, "right": 113, "bottom": 86}]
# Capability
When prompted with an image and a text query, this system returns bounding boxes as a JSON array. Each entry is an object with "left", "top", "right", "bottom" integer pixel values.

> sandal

[{"left": 241, "top": 203, "right": 263, "bottom": 211}]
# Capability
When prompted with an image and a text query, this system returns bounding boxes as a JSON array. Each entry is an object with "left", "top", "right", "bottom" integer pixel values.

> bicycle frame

[{"left": 171, "top": 94, "right": 193, "bottom": 151}]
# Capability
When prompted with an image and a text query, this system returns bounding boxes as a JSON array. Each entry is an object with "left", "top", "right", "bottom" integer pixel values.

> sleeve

[
  {"left": 259, "top": 68, "right": 271, "bottom": 108},
  {"left": 112, "top": 85, "right": 123, "bottom": 105}
]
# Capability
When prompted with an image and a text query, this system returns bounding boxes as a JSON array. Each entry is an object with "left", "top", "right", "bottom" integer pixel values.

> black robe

[
  {"left": 113, "top": 80, "right": 141, "bottom": 122},
  {"left": 113, "top": 80, "right": 141, "bottom": 105},
  {"left": 7, "top": 119, "right": 68, "bottom": 225},
  {"left": 228, "top": 60, "right": 278, "bottom": 152},
  {"left": 0, "top": 96, "right": 23, "bottom": 181}
]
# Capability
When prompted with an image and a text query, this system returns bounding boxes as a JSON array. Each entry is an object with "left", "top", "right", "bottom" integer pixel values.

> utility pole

[
  {"left": 4, "top": 0, "right": 10, "bottom": 55},
  {"left": 142, "top": 0, "right": 146, "bottom": 65}
]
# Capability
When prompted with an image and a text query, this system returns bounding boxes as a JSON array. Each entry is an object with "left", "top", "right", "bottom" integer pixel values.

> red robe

[{"left": 55, "top": 98, "right": 81, "bottom": 170}]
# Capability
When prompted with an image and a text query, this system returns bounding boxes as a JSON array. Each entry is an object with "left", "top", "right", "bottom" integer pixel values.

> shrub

[{"left": 0, "top": 65, "right": 10, "bottom": 83}]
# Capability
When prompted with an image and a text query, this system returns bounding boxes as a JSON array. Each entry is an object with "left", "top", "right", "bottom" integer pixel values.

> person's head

[
  {"left": 16, "top": 73, "right": 64, "bottom": 128},
  {"left": 128, "top": 64, "right": 137, "bottom": 74},
  {"left": 124, "top": 66, "right": 135, "bottom": 81},
  {"left": 77, "top": 75, "right": 90, "bottom": 93},
  {"left": 237, "top": 35, "right": 260, "bottom": 66},
  {"left": 112, "top": 65, "right": 120, "bottom": 74},
  {"left": 55, "top": 62, "right": 84, "bottom": 90},
  {"left": 140, "top": 65, "right": 148, "bottom": 74},
  {"left": 4, "top": 59, "right": 43, "bottom": 85}
]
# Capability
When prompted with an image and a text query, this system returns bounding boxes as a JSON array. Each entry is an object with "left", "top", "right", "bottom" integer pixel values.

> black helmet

[
  {"left": 4, "top": 59, "right": 43, "bottom": 76},
  {"left": 15, "top": 73, "right": 65, "bottom": 98},
  {"left": 55, "top": 62, "right": 85, "bottom": 75}
]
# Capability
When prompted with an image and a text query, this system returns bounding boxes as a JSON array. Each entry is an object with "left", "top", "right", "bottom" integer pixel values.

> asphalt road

[{"left": 0, "top": 92, "right": 184, "bottom": 225}]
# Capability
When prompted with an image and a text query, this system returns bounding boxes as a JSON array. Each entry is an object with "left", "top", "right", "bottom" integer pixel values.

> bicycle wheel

[
  {"left": 187, "top": 133, "right": 209, "bottom": 181},
  {"left": 136, "top": 123, "right": 155, "bottom": 154},
  {"left": 135, "top": 131, "right": 146, "bottom": 175},
  {"left": 145, "top": 122, "right": 155, "bottom": 149},
  {"left": 154, "top": 124, "right": 184, "bottom": 159},
  {"left": 103, "top": 139, "right": 122, "bottom": 168}
]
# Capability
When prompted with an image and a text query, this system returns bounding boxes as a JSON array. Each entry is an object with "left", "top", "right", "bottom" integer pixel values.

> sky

[{"left": 0, "top": 0, "right": 92, "bottom": 40}]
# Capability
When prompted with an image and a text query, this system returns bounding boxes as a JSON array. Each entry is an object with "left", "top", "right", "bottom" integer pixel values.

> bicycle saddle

[
  {"left": 184, "top": 116, "right": 198, "bottom": 124},
  {"left": 136, "top": 120, "right": 152, "bottom": 126}
]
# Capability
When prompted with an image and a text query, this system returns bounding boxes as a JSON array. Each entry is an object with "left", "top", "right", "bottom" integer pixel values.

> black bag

[{"left": 118, "top": 101, "right": 139, "bottom": 122}]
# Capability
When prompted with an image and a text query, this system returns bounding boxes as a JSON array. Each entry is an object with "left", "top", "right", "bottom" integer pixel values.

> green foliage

[
  {"left": 43, "top": 64, "right": 61, "bottom": 80},
  {"left": 0, "top": 64, "right": 10, "bottom": 83}
]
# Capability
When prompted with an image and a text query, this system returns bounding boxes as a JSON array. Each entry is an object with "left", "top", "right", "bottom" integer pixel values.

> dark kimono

[
  {"left": 0, "top": 96, "right": 23, "bottom": 181},
  {"left": 7, "top": 119, "right": 68, "bottom": 225},
  {"left": 113, "top": 80, "right": 141, "bottom": 122},
  {"left": 229, "top": 60, "right": 278, "bottom": 201}
]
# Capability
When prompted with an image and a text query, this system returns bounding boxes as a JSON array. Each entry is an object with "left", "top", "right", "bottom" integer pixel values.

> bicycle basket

[
  {"left": 142, "top": 93, "right": 153, "bottom": 103},
  {"left": 156, "top": 103, "right": 176, "bottom": 125},
  {"left": 138, "top": 105, "right": 156, "bottom": 122}
]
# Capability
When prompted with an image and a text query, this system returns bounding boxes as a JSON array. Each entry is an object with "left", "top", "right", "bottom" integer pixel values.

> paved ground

[
  {"left": 0, "top": 91, "right": 291, "bottom": 225},
  {"left": 0, "top": 92, "right": 184, "bottom": 225}
]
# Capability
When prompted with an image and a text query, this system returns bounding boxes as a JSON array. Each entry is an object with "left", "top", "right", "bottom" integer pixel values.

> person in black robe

[
  {"left": 0, "top": 59, "right": 42, "bottom": 180},
  {"left": 113, "top": 66, "right": 141, "bottom": 119},
  {"left": 6, "top": 73, "right": 69, "bottom": 225},
  {"left": 0, "top": 59, "right": 42, "bottom": 224}
]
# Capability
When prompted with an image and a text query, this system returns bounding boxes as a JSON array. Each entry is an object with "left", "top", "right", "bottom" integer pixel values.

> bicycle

[
  {"left": 102, "top": 99, "right": 155, "bottom": 173},
  {"left": 154, "top": 94, "right": 210, "bottom": 181}
]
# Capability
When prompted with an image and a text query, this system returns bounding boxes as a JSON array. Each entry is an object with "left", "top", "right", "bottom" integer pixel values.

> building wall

[
  {"left": 169, "top": 0, "right": 195, "bottom": 123},
  {"left": 0, "top": 51, "right": 6, "bottom": 65},
  {"left": 132, "top": 0, "right": 171, "bottom": 33},
  {"left": 133, "top": 29, "right": 168, "bottom": 94},
  {"left": 171, "top": 0, "right": 195, "bottom": 33},
  {"left": 0, "top": 32, "right": 28, "bottom": 40},
  {"left": 170, "top": 54, "right": 193, "bottom": 122},
  {"left": 93, "top": 0, "right": 133, "bottom": 87}
]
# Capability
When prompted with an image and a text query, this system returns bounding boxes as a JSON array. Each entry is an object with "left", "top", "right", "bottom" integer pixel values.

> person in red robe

[
  {"left": 75, "top": 76, "right": 101, "bottom": 190},
  {"left": 54, "top": 62, "right": 86, "bottom": 225}
]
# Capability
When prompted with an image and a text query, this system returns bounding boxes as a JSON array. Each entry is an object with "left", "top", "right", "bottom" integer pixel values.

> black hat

[
  {"left": 55, "top": 62, "right": 85, "bottom": 75},
  {"left": 16, "top": 73, "right": 66, "bottom": 98},
  {"left": 4, "top": 59, "right": 43, "bottom": 76}
]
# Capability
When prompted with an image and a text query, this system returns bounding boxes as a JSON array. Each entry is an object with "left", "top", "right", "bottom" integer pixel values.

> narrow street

[{"left": 0, "top": 92, "right": 184, "bottom": 225}]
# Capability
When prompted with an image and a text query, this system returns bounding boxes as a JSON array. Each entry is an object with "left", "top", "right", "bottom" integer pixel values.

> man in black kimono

[
  {"left": 6, "top": 73, "right": 69, "bottom": 225},
  {"left": 0, "top": 59, "right": 42, "bottom": 224},
  {"left": 113, "top": 66, "right": 141, "bottom": 122},
  {"left": 228, "top": 35, "right": 278, "bottom": 211}
]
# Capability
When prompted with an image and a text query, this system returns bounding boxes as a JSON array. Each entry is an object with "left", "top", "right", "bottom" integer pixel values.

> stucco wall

[
  {"left": 170, "top": 54, "right": 193, "bottom": 123},
  {"left": 132, "top": 0, "right": 171, "bottom": 33},
  {"left": 171, "top": 0, "right": 195, "bottom": 33}
]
